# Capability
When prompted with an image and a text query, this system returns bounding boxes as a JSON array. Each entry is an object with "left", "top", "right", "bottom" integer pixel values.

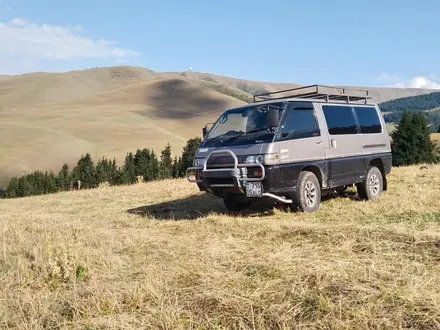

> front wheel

[
  {"left": 292, "top": 171, "right": 321, "bottom": 213},
  {"left": 223, "top": 194, "right": 252, "bottom": 212},
  {"left": 357, "top": 166, "right": 383, "bottom": 201}
]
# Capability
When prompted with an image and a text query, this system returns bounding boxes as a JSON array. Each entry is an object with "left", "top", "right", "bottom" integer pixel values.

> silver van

[{"left": 186, "top": 84, "right": 392, "bottom": 213}]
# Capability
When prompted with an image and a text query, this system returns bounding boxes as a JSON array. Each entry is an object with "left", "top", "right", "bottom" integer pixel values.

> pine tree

[
  {"left": 121, "top": 152, "right": 137, "bottom": 184},
  {"left": 5, "top": 177, "right": 19, "bottom": 198},
  {"left": 172, "top": 156, "right": 182, "bottom": 178},
  {"left": 17, "top": 176, "right": 32, "bottom": 197},
  {"left": 159, "top": 143, "right": 173, "bottom": 179},
  {"left": 57, "top": 164, "right": 71, "bottom": 191},
  {"left": 45, "top": 171, "right": 59, "bottom": 194},
  {"left": 134, "top": 148, "right": 151, "bottom": 178},
  {"left": 96, "top": 157, "right": 114, "bottom": 184},
  {"left": 146, "top": 150, "right": 160, "bottom": 181},
  {"left": 109, "top": 158, "right": 122, "bottom": 185},
  {"left": 179, "top": 137, "right": 201, "bottom": 175},
  {"left": 391, "top": 111, "right": 439, "bottom": 166},
  {"left": 72, "top": 153, "right": 97, "bottom": 189}
]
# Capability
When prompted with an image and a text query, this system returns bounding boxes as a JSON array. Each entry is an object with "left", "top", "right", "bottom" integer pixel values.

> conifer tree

[
  {"left": 391, "top": 111, "right": 439, "bottom": 166},
  {"left": 57, "top": 164, "right": 71, "bottom": 191},
  {"left": 179, "top": 137, "right": 201, "bottom": 174},
  {"left": 71, "top": 153, "right": 97, "bottom": 189},
  {"left": 159, "top": 143, "right": 173, "bottom": 179},
  {"left": 122, "top": 152, "right": 136, "bottom": 184},
  {"left": 141, "top": 150, "right": 158, "bottom": 181},
  {"left": 109, "top": 158, "right": 123, "bottom": 185},
  {"left": 5, "top": 177, "right": 19, "bottom": 198},
  {"left": 134, "top": 148, "right": 151, "bottom": 178},
  {"left": 172, "top": 156, "right": 182, "bottom": 178}
]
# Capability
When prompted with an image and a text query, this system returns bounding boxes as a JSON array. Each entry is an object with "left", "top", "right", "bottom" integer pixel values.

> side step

[{"left": 262, "top": 193, "right": 293, "bottom": 204}]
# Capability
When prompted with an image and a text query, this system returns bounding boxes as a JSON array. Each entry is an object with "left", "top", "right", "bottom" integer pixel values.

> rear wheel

[
  {"left": 223, "top": 194, "right": 252, "bottom": 212},
  {"left": 357, "top": 166, "right": 383, "bottom": 200},
  {"left": 292, "top": 171, "right": 321, "bottom": 213}
]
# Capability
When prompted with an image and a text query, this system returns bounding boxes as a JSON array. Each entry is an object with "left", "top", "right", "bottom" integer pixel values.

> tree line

[
  {"left": 379, "top": 92, "right": 440, "bottom": 113},
  {"left": 384, "top": 109, "right": 440, "bottom": 133},
  {"left": 4, "top": 137, "right": 201, "bottom": 199},
  {"left": 3, "top": 110, "right": 440, "bottom": 198}
]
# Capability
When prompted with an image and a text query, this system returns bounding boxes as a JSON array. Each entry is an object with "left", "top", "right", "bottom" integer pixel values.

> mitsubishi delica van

[{"left": 186, "top": 84, "right": 392, "bottom": 213}]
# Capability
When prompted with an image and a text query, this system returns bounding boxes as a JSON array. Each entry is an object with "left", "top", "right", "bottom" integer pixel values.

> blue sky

[{"left": 0, "top": 0, "right": 439, "bottom": 88}]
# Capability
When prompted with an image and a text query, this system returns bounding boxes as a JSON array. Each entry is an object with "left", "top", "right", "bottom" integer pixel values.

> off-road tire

[
  {"left": 223, "top": 194, "right": 252, "bottom": 212},
  {"left": 357, "top": 166, "right": 383, "bottom": 201},
  {"left": 292, "top": 171, "right": 321, "bottom": 213}
]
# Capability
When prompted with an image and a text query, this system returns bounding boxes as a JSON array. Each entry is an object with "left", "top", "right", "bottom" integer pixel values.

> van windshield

[{"left": 204, "top": 102, "right": 284, "bottom": 145}]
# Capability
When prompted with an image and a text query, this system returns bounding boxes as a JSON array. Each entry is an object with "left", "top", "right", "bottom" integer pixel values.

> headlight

[
  {"left": 194, "top": 158, "right": 202, "bottom": 167},
  {"left": 245, "top": 155, "right": 264, "bottom": 164}
]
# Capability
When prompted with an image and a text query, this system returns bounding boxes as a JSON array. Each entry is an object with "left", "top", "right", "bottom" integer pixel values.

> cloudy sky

[{"left": 0, "top": 0, "right": 439, "bottom": 89}]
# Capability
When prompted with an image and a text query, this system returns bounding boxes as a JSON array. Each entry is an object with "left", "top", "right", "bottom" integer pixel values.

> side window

[
  {"left": 322, "top": 105, "right": 358, "bottom": 135},
  {"left": 279, "top": 104, "right": 319, "bottom": 139},
  {"left": 353, "top": 106, "right": 382, "bottom": 134}
]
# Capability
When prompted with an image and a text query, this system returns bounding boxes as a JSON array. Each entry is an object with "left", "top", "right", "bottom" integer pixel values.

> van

[{"left": 186, "top": 84, "right": 392, "bottom": 213}]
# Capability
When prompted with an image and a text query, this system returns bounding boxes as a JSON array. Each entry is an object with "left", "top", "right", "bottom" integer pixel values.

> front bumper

[
  {"left": 186, "top": 150, "right": 265, "bottom": 190},
  {"left": 186, "top": 150, "right": 292, "bottom": 204}
]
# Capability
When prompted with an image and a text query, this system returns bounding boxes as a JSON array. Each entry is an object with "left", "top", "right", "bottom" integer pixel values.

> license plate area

[{"left": 245, "top": 182, "right": 262, "bottom": 197}]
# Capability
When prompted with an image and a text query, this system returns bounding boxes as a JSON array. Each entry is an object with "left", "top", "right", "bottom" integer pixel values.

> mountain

[{"left": 0, "top": 65, "right": 438, "bottom": 186}]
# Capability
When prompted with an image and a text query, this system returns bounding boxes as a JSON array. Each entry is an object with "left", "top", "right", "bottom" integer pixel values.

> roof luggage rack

[{"left": 253, "top": 84, "right": 371, "bottom": 104}]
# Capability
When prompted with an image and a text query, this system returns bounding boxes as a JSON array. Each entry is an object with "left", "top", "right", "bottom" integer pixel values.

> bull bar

[{"left": 186, "top": 149, "right": 265, "bottom": 188}]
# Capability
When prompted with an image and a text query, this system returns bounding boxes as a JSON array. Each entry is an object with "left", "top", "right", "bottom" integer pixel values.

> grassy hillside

[
  {"left": 379, "top": 92, "right": 440, "bottom": 130},
  {"left": 1, "top": 165, "right": 440, "bottom": 328},
  {"left": 0, "top": 65, "right": 438, "bottom": 187},
  {"left": 0, "top": 74, "right": 246, "bottom": 187}
]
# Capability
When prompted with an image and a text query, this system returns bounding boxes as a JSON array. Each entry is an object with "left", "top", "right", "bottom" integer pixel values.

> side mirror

[
  {"left": 266, "top": 109, "right": 280, "bottom": 128},
  {"left": 202, "top": 126, "right": 208, "bottom": 138}
]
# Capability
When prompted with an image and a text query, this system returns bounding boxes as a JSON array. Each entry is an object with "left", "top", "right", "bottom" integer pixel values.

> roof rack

[{"left": 253, "top": 84, "right": 371, "bottom": 104}]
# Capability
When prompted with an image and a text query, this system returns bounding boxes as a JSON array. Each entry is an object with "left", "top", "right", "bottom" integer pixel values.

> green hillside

[
  {"left": 379, "top": 91, "right": 440, "bottom": 112},
  {"left": 379, "top": 92, "right": 440, "bottom": 131}
]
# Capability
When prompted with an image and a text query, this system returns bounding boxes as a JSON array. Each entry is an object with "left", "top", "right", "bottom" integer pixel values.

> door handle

[
  {"left": 316, "top": 141, "right": 322, "bottom": 144},
  {"left": 331, "top": 139, "right": 337, "bottom": 148}
]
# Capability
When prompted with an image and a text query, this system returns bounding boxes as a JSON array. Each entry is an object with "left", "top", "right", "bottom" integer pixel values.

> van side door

[
  {"left": 352, "top": 105, "right": 392, "bottom": 156},
  {"left": 319, "top": 104, "right": 364, "bottom": 187},
  {"left": 275, "top": 101, "right": 326, "bottom": 186}
]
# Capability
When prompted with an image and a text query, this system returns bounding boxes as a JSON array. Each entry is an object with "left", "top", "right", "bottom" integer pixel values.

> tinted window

[
  {"left": 279, "top": 106, "right": 319, "bottom": 139},
  {"left": 353, "top": 106, "right": 382, "bottom": 133},
  {"left": 322, "top": 105, "right": 358, "bottom": 135}
]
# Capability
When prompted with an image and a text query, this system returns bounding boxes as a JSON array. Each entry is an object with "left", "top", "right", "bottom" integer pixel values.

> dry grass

[
  {"left": 431, "top": 133, "right": 440, "bottom": 143},
  {"left": 1, "top": 165, "right": 440, "bottom": 329}
]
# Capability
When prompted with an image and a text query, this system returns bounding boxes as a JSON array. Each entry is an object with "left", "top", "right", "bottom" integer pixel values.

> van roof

[{"left": 224, "top": 84, "right": 378, "bottom": 112}]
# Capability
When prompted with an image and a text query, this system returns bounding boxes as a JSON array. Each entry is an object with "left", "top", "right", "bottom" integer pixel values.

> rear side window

[
  {"left": 353, "top": 106, "right": 382, "bottom": 133},
  {"left": 322, "top": 105, "right": 358, "bottom": 135}
]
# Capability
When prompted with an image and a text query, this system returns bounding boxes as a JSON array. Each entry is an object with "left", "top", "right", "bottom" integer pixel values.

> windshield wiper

[
  {"left": 206, "top": 130, "right": 244, "bottom": 142},
  {"left": 246, "top": 127, "right": 271, "bottom": 134}
]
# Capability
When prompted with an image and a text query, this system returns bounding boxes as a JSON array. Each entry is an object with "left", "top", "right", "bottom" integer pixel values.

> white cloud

[
  {"left": 406, "top": 76, "right": 440, "bottom": 89},
  {"left": 0, "top": 18, "right": 140, "bottom": 61},
  {"left": 376, "top": 73, "right": 440, "bottom": 90},
  {"left": 9, "top": 18, "right": 27, "bottom": 26}
]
